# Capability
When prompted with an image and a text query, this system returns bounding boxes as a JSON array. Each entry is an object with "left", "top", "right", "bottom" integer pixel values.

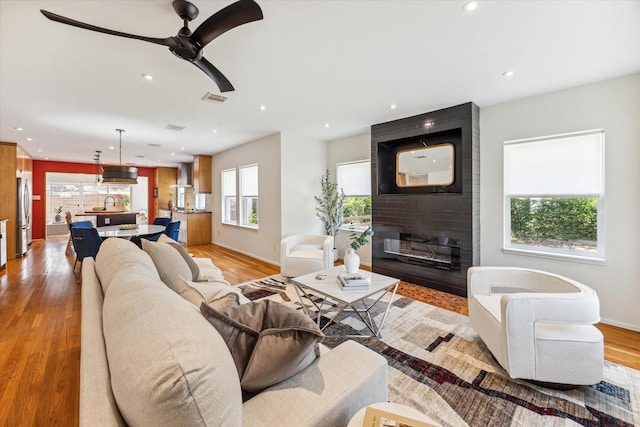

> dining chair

[
  {"left": 71, "top": 227, "right": 103, "bottom": 271},
  {"left": 152, "top": 217, "right": 171, "bottom": 226},
  {"left": 164, "top": 221, "right": 180, "bottom": 241},
  {"left": 65, "top": 211, "right": 73, "bottom": 255}
]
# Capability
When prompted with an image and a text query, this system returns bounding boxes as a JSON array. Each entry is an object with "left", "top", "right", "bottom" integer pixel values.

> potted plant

[
  {"left": 168, "top": 192, "right": 174, "bottom": 210},
  {"left": 314, "top": 170, "right": 345, "bottom": 248},
  {"left": 54, "top": 206, "right": 64, "bottom": 222},
  {"left": 344, "top": 226, "right": 374, "bottom": 273}
]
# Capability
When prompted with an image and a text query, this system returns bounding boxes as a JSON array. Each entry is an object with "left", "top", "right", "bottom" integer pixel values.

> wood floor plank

[{"left": 0, "top": 236, "right": 638, "bottom": 426}]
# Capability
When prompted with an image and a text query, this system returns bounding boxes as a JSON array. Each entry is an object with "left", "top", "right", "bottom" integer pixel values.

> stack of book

[{"left": 336, "top": 272, "right": 371, "bottom": 290}]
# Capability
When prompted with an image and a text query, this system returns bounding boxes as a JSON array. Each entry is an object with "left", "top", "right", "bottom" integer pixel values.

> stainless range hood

[{"left": 170, "top": 163, "right": 193, "bottom": 188}]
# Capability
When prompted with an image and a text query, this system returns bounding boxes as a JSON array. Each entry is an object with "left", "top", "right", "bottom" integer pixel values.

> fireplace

[
  {"left": 380, "top": 232, "right": 460, "bottom": 271},
  {"left": 371, "top": 102, "right": 479, "bottom": 297}
]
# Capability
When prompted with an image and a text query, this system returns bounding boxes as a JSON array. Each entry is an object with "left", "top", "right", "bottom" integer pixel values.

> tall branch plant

[{"left": 314, "top": 170, "right": 345, "bottom": 242}]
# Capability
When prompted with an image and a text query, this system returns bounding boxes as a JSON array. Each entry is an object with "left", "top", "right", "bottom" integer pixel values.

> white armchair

[
  {"left": 467, "top": 266, "right": 604, "bottom": 387},
  {"left": 280, "top": 234, "right": 334, "bottom": 278}
]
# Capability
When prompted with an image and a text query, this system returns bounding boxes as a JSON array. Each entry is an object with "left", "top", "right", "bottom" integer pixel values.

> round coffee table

[{"left": 347, "top": 402, "right": 437, "bottom": 427}]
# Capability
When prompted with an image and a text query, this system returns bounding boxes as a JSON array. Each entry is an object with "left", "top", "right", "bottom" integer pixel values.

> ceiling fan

[{"left": 40, "top": 0, "right": 263, "bottom": 93}]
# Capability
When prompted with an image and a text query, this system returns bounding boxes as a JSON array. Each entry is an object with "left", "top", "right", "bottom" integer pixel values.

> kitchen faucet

[{"left": 103, "top": 195, "right": 116, "bottom": 210}]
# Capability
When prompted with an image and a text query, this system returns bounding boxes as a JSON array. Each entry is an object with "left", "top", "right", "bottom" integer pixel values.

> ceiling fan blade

[
  {"left": 191, "top": 0, "right": 263, "bottom": 48},
  {"left": 192, "top": 57, "right": 235, "bottom": 92},
  {"left": 40, "top": 10, "right": 177, "bottom": 49}
]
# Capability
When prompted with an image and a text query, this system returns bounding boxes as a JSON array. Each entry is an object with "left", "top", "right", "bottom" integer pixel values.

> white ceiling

[{"left": 1, "top": 0, "right": 638, "bottom": 167}]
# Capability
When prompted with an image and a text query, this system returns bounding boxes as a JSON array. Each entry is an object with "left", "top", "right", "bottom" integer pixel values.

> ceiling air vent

[
  {"left": 147, "top": 143, "right": 162, "bottom": 147},
  {"left": 202, "top": 92, "right": 227, "bottom": 104},
  {"left": 166, "top": 124, "right": 185, "bottom": 131}
]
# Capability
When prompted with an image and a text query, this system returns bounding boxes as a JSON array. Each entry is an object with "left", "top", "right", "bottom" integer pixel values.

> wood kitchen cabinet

[
  {"left": 192, "top": 155, "right": 212, "bottom": 194},
  {"left": 172, "top": 212, "right": 212, "bottom": 246}
]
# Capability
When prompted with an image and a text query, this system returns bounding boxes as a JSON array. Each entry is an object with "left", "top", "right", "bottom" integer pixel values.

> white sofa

[
  {"left": 80, "top": 238, "right": 388, "bottom": 426},
  {"left": 467, "top": 266, "right": 604, "bottom": 386}
]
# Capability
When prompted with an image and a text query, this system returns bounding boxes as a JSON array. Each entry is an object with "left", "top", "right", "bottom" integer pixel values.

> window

[
  {"left": 504, "top": 130, "right": 604, "bottom": 260},
  {"left": 337, "top": 160, "right": 371, "bottom": 227},
  {"left": 46, "top": 172, "right": 147, "bottom": 224},
  {"left": 240, "top": 165, "right": 259, "bottom": 227},
  {"left": 222, "top": 169, "right": 237, "bottom": 224},
  {"left": 221, "top": 165, "right": 259, "bottom": 228}
]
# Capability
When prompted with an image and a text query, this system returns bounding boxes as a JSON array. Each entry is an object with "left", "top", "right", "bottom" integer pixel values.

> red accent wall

[{"left": 32, "top": 160, "right": 156, "bottom": 240}]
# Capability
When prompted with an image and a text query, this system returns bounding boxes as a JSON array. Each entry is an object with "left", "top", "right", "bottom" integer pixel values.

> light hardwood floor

[{"left": 1, "top": 237, "right": 638, "bottom": 426}]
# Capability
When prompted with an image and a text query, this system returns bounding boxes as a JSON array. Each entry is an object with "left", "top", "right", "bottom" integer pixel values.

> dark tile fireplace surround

[{"left": 371, "top": 102, "right": 480, "bottom": 297}]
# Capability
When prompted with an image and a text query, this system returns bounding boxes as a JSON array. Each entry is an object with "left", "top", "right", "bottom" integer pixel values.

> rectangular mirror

[{"left": 396, "top": 143, "right": 454, "bottom": 187}]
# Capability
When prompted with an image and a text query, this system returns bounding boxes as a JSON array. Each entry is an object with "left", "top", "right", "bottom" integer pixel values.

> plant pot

[
  {"left": 55, "top": 214, "right": 62, "bottom": 222},
  {"left": 167, "top": 200, "right": 174, "bottom": 210},
  {"left": 344, "top": 248, "right": 360, "bottom": 274}
]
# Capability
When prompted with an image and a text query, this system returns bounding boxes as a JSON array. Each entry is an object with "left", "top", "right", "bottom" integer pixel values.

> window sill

[
  {"left": 222, "top": 221, "right": 259, "bottom": 230},
  {"left": 502, "top": 247, "right": 605, "bottom": 265},
  {"left": 338, "top": 225, "right": 370, "bottom": 233}
]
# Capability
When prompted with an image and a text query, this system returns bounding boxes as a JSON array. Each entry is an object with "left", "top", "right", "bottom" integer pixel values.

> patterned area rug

[{"left": 236, "top": 275, "right": 640, "bottom": 427}]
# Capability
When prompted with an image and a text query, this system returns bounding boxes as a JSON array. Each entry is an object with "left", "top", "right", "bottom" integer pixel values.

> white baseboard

[{"left": 599, "top": 317, "right": 640, "bottom": 332}]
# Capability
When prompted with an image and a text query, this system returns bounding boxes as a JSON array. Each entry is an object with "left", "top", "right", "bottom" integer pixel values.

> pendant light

[
  {"left": 102, "top": 129, "right": 138, "bottom": 185},
  {"left": 94, "top": 150, "right": 102, "bottom": 186}
]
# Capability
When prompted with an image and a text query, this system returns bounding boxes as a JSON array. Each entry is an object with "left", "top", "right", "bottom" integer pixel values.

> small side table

[{"left": 347, "top": 402, "right": 438, "bottom": 427}]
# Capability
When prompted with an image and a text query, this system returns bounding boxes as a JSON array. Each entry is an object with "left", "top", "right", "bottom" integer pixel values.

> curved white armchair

[
  {"left": 467, "top": 267, "right": 603, "bottom": 386},
  {"left": 280, "top": 234, "right": 334, "bottom": 278}
]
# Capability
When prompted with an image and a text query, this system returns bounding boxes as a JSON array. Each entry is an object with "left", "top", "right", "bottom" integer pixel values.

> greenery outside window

[
  {"left": 222, "top": 169, "right": 237, "bottom": 224},
  {"left": 240, "top": 164, "right": 259, "bottom": 227},
  {"left": 504, "top": 130, "right": 604, "bottom": 261},
  {"left": 337, "top": 160, "right": 371, "bottom": 228}
]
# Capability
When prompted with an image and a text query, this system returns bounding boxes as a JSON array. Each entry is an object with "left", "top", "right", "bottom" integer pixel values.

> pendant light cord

[{"left": 116, "top": 129, "right": 125, "bottom": 165}]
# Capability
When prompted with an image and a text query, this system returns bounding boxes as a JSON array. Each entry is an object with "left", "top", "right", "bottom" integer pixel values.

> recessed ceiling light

[
  {"left": 212, "top": 129, "right": 217, "bottom": 133},
  {"left": 171, "top": 152, "right": 175, "bottom": 156},
  {"left": 325, "top": 123, "right": 330, "bottom": 128},
  {"left": 141, "top": 74, "right": 153, "bottom": 80},
  {"left": 37, "top": 149, "right": 42, "bottom": 152},
  {"left": 389, "top": 104, "right": 397, "bottom": 110},
  {"left": 259, "top": 105, "right": 266, "bottom": 111},
  {"left": 26, "top": 138, "right": 32, "bottom": 141},
  {"left": 14, "top": 127, "right": 23, "bottom": 131},
  {"left": 109, "top": 146, "right": 115, "bottom": 150},
  {"left": 181, "top": 147, "right": 185, "bottom": 151},
  {"left": 463, "top": 1, "right": 479, "bottom": 12},
  {"left": 503, "top": 70, "right": 515, "bottom": 77}
]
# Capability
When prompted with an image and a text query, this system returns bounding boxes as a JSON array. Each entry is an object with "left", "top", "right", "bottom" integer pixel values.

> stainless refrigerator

[{"left": 16, "top": 177, "right": 30, "bottom": 257}]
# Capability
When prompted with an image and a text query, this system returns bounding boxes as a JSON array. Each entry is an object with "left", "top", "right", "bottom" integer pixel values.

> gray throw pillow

[{"left": 200, "top": 300, "right": 324, "bottom": 393}]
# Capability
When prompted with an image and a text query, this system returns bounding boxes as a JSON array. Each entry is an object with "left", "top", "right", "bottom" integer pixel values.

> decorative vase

[
  {"left": 55, "top": 214, "right": 62, "bottom": 222},
  {"left": 167, "top": 200, "right": 174, "bottom": 210},
  {"left": 344, "top": 248, "right": 360, "bottom": 274}
]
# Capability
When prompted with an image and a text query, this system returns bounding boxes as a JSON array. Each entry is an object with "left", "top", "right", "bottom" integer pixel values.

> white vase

[{"left": 344, "top": 248, "right": 360, "bottom": 274}]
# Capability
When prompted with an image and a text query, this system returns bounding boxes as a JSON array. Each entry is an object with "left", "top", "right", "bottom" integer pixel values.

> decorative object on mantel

[
  {"left": 168, "top": 192, "right": 174, "bottom": 211},
  {"left": 54, "top": 206, "right": 64, "bottom": 223},
  {"left": 102, "top": 129, "right": 138, "bottom": 185},
  {"left": 314, "top": 169, "right": 344, "bottom": 252},
  {"left": 344, "top": 226, "right": 374, "bottom": 274}
]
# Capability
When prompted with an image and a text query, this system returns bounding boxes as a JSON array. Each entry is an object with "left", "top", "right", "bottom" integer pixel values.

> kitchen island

[{"left": 75, "top": 211, "right": 138, "bottom": 227}]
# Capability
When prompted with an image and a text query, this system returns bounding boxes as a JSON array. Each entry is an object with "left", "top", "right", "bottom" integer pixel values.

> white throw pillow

[{"left": 141, "top": 240, "right": 193, "bottom": 294}]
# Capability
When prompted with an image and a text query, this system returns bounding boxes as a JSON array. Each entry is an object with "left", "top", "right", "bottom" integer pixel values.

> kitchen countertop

[
  {"left": 76, "top": 211, "right": 139, "bottom": 216},
  {"left": 172, "top": 210, "right": 211, "bottom": 215}
]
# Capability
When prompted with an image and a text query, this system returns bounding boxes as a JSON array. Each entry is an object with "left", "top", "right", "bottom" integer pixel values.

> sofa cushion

[
  {"left": 179, "top": 277, "right": 246, "bottom": 307},
  {"left": 95, "top": 237, "right": 159, "bottom": 294},
  {"left": 103, "top": 270, "right": 242, "bottom": 426},
  {"left": 200, "top": 299, "right": 324, "bottom": 393},
  {"left": 141, "top": 239, "right": 195, "bottom": 292}
]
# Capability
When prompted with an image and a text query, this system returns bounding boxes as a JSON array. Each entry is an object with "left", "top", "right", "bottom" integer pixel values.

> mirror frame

[{"left": 395, "top": 143, "right": 455, "bottom": 188}]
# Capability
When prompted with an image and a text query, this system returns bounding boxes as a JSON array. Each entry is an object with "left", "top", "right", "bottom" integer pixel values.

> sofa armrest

[{"left": 242, "top": 340, "right": 388, "bottom": 427}]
